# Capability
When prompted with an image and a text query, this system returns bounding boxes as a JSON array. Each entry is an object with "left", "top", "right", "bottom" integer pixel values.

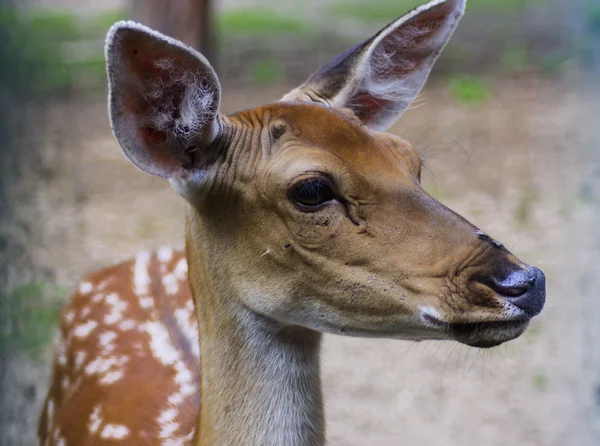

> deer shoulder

[{"left": 39, "top": 248, "right": 200, "bottom": 445}]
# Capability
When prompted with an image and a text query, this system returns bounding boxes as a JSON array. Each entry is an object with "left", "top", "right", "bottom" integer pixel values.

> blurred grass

[
  {"left": 1, "top": 8, "right": 73, "bottom": 94},
  {"left": 250, "top": 59, "right": 284, "bottom": 84},
  {"left": 515, "top": 188, "right": 538, "bottom": 227},
  {"left": 6, "top": 0, "right": 593, "bottom": 94},
  {"left": 501, "top": 46, "right": 530, "bottom": 72},
  {"left": 2, "top": 282, "right": 65, "bottom": 358},
  {"left": 448, "top": 74, "right": 491, "bottom": 106},
  {"left": 1, "top": 7, "right": 127, "bottom": 94},
  {"left": 532, "top": 371, "right": 548, "bottom": 391},
  {"left": 330, "top": 0, "right": 553, "bottom": 22},
  {"left": 217, "top": 9, "right": 310, "bottom": 36}
]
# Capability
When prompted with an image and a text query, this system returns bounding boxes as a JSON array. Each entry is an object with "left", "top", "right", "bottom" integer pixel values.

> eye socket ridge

[{"left": 289, "top": 177, "right": 337, "bottom": 210}]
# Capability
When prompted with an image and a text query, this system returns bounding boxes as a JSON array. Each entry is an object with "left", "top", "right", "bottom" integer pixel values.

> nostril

[
  {"left": 477, "top": 269, "right": 531, "bottom": 298},
  {"left": 498, "top": 283, "right": 529, "bottom": 298}
]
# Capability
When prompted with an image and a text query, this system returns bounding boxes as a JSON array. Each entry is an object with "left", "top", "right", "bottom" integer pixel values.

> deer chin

[
  {"left": 421, "top": 312, "right": 531, "bottom": 348},
  {"left": 449, "top": 319, "right": 530, "bottom": 348}
]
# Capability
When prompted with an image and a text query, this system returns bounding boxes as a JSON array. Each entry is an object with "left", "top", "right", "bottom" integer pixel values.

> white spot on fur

[
  {"left": 99, "top": 331, "right": 117, "bottom": 353},
  {"left": 55, "top": 335, "right": 67, "bottom": 366},
  {"left": 75, "top": 351, "right": 87, "bottom": 370},
  {"left": 46, "top": 399, "right": 54, "bottom": 432},
  {"left": 63, "top": 310, "right": 75, "bottom": 325},
  {"left": 74, "top": 320, "right": 98, "bottom": 339},
  {"left": 140, "top": 322, "right": 179, "bottom": 366},
  {"left": 92, "top": 293, "right": 104, "bottom": 304},
  {"left": 81, "top": 306, "right": 91, "bottom": 318},
  {"left": 168, "top": 392, "right": 185, "bottom": 406},
  {"left": 140, "top": 296, "right": 155, "bottom": 309},
  {"left": 104, "top": 293, "right": 127, "bottom": 325},
  {"left": 119, "top": 319, "right": 136, "bottom": 331},
  {"left": 134, "top": 250, "right": 151, "bottom": 296},
  {"left": 162, "top": 273, "right": 179, "bottom": 295},
  {"left": 85, "top": 355, "right": 129, "bottom": 385},
  {"left": 100, "top": 370, "right": 124, "bottom": 385},
  {"left": 174, "top": 258, "right": 188, "bottom": 278},
  {"left": 79, "top": 282, "right": 93, "bottom": 294},
  {"left": 173, "top": 361, "right": 195, "bottom": 396},
  {"left": 158, "top": 408, "right": 179, "bottom": 440},
  {"left": 101, "top": 423, "right": 129, "bottom": 439},
  {"left": 89, "top": 405, "right": 102, "bottom": 434},
  {"left": 157, "top": 246, "right": 174, "bottom": 263}
]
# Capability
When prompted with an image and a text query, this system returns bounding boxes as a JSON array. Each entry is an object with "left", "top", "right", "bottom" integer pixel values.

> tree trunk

[{"left": 131, "top": 0, "right": 214, "bottom": 61}]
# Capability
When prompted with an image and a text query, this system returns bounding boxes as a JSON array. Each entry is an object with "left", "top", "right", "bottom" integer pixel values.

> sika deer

[{"left": 39, "top": 0, "right": 545, "bottom": 444}]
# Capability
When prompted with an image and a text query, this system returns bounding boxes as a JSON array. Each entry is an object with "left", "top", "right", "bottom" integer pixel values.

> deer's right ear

[
  {"left": 105, "top": 21, "right": 221, "bottom": 178},
  {"left": 282, "top": 0, "right": 465, "bottom": 132}
]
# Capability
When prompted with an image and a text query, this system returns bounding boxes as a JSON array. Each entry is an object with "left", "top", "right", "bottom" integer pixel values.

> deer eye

[{"left": 290, "top": 179, "right": 336, "bottom": 210}]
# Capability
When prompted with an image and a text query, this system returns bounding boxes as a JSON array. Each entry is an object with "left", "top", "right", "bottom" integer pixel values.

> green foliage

[
  {"left": 330, "top": 0, "right": 422, "bottom": 23},
  {"left": 330, "top": 0, "right": 552, "bottom": 23},
  {"left": 217, "top": 10, "right": 309, "bottom": 36},
  {"left": 532, "top": 371, "right": 548, "bottom": 391},
  {"left": 2, "top": 282, "right": 65, "bottom": 358},
  {"left": 26, "top": 9, "right": 79, "bottom": 40},
  {"left": 538, "top": 52, "right": 569, "bottom": 77},
  {"left": 250, "top": 59, "right": 284, "bottom": 85},
  {"left": 448, "top": 75, "right": 491, "bottom": 106},
  {"left": 0, "top": 7, "right": 129, "bottom": 95},
  {"left": 501, "top": 46, "right": 529, "bottom": 72},
  {"left": 471, "top": 0, "right": 530, "bottom": 11},
  {"left": 0, "top": 7, "right": 73, "bottom": 94},
  {"left": 88, "top": 9, "right": 128, "bottom": 37}
]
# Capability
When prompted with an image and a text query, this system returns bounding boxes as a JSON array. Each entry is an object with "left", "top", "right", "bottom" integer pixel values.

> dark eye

[{"left": 290, "top": 179, "right": 336, "bottom": 209}]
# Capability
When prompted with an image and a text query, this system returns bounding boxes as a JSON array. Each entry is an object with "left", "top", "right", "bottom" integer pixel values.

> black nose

[{"left": 485, "top": 266, "right": 546, "bottom": 317}]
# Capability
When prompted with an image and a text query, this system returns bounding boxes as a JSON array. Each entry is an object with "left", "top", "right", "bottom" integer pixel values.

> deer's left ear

[{"left": 282, "top": 0, "right": 466, "bottom": 131}]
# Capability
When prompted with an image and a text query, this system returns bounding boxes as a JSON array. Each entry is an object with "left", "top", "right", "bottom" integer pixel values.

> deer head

[{"left": 105, "top": 0, "right": 544, "bottom": 350}]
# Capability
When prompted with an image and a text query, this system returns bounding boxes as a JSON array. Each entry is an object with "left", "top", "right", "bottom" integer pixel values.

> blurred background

[{"left": 1, "top": 0, "right": 599, "bottom": 444}]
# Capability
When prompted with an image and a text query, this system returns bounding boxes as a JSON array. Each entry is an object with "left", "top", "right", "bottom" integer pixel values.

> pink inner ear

[
  {"left": 136, "top": 127, "right": 187, "bottom": 177},
  {"left": 120, "top": 32, "right": 200, "bottom": 83},
  {"left": 139, "top": 127, "right": 167, "bottom": 144},
  {"left": 372, "top": 2, "right": 456, "bottom": 79},
  {"left": 353, "top": 92, "right": 394, "bottom": 127}
]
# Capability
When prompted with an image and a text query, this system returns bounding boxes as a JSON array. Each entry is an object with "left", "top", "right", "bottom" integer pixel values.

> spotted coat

[{"left": 39, "top": 248, "right": 199, "bottom": 446}]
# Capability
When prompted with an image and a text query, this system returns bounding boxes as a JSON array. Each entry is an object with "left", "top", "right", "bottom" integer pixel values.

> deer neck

[{"left": 184, "top": 211, "right": 325, "bottom": 446}]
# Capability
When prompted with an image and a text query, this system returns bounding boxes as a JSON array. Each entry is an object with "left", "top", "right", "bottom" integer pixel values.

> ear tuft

[{"left": 105, "top": 21, "right": 221, "bottom": 178}]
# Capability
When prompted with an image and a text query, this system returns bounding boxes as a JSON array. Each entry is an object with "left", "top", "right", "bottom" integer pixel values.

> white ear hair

[{"left": 105, "top": 21, "right": 222, "bottom": 178}]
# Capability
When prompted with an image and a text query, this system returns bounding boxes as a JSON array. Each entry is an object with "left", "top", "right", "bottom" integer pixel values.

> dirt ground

[{"left": 4, "top": 75, "right": 591, "bottom": 446}]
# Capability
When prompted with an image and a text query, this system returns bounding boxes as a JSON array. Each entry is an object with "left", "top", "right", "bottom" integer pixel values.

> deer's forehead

[{"left": 230, "top": 103, "right": 419, "bottom": 175}]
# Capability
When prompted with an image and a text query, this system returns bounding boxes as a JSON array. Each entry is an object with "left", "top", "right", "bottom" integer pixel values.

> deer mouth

[{"left": 421, "top": 313, "right": 530, "bottom": 348}]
